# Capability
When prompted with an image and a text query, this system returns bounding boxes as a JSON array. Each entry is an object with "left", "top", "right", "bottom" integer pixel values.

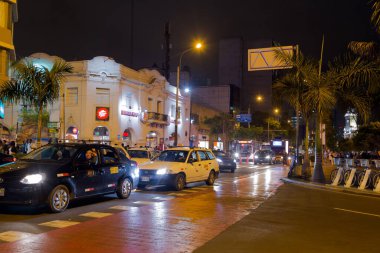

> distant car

[
  {"left": 253, "top": 150, "right": 276, "bottom": 165},
  {"left": 138, "top": 147, "right": 219, "bottom": 191},
  {"left": 0, "top": 153, "right": 16, "bottom": 166},
  {"left": 112, "top": 144, "right": 131, "bottom": 160},
  {"left": 0, "top": 143, "right": 139, "bottom": 213},
  {"left": 127, "top": 148, "right": 157, "bottom": 165},
  {"left": 213, "top": 150, "right": 236, "bottom": 173}
]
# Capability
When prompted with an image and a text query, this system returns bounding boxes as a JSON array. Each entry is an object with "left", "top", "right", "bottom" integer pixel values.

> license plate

[
  {"left": 0, "top": 188, "right": 4, "bottom": 197},
  {"left": 141, "top": 176, "right": 150, "bottom": 182}
]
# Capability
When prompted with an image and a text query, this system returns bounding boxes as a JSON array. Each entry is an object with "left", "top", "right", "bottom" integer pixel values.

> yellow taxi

[{"left": 138, "top": 147, "right": 219, "bottom": 191}]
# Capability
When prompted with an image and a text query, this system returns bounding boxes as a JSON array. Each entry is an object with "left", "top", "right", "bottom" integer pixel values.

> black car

[
  {"left": 0, "top": 153, "right": 16, "bottom": 165},
  {"left": 0, "top": 143, "right": 139, "bottom": 212},
  {"left": 253, "top": 150, "right": 276, "bottom": 165},
  {"left": 213, "top": 150, "right": 237, "bottom": 173}
]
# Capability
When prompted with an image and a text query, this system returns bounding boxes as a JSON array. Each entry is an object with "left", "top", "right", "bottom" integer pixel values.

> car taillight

[{"left": 2, "top": 157, "right": 15, "bottom": 162}]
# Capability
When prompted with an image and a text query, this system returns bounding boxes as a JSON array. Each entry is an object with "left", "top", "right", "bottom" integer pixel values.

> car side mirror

[{"left": 188, "top": 158, "right": 194, "bottom": 164}]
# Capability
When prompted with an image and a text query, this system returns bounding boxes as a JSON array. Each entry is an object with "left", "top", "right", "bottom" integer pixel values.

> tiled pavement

[{"left": 0, "top": 166, "right": 287, "bottom": 253}]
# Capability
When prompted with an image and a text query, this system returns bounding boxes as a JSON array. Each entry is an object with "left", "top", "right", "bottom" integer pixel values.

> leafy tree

[
  {"left": 353, "top": 122, "right": 380, "bottom": 151},
  {"left": 203, "top": 113, "right": 235, "bottom": 149},
  {"left": 0, "top": 59, "right": 73, "bottom": 146},
  {"left": 18, "top": 108, "right": 50, "bottom": 141}
]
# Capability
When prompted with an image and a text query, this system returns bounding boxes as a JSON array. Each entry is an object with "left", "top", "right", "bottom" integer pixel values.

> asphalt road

[
  {"left": 0, "top": 163, "right": 271, "bottom": 236},
  {"left": 195, "top": 182, "right": 380, "bottom": 253}
]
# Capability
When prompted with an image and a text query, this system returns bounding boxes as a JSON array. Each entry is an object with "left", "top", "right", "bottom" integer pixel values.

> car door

[
  {"left": 196, "top": 151, "right": 210, "bottom": 180},
  {"left": 99, "top": 147, "right": 124, "bottom": 192},
  {"left": 185, "top": 151, "right": 201, "bottom": 182},
  {"left": 72, "top": 148, "right": 104, "bottom": 197},
  {"left": 206, "top": 151, "right": 219, "bottom": 172}
]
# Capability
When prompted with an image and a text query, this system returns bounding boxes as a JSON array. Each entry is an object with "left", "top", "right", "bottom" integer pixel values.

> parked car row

[{"left": 0, "top": 143, "right": 227, "bottom": 213}]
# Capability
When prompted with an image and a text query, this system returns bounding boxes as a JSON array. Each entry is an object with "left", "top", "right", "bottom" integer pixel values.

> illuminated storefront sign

[
  {"left": 121, "top": 110, "right": 139, "bottom": 117},
  {"left": 96, "top": 107, "right": 110, "bottom": 121}
]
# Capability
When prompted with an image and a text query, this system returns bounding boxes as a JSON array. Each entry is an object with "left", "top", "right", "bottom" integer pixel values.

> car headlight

[
  {"left": 265, "top": 155, "right": 270, "bottom": 159},
  {"left": 156, "top": 168, "right": 167, "bottom": 175},
  {"left": 254, "top": 155, "right": 258, "bottom": 159},
  {"left": 234, "top": 153, "right": 239, "bottom": 158},
  {"left": 20, "top": 174, "right": 43, "bottom": 184},
  {"left": 133, "top": 167, "right": 140, "bottom": 177},
  {"left": 288, "top": 156, "right": 292, "bottom": 160},
  {"left": 216, "top": 158, "right": 222, "bottom": 163}
]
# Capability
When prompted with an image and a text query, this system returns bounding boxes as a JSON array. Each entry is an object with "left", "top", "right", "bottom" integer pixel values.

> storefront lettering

[{"left": 121, "top": 110, "right": 139, "bottom": 117}]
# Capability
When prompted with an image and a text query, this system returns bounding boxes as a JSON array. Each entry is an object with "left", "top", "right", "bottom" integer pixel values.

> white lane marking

[
  {"left": 0, "top": 231, "right": 35, "bottom": 242},
  {"left": 334, "top": 208, "right": 380, "bottom": 218},
  {"left": 39, "top": 220, "right": 80, "bottom": 228},
  {"left": 80, "top": 212, "right": 112, "bottom": 218}
]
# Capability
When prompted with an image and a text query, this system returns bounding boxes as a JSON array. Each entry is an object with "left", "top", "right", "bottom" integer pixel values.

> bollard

[
  {"left": 246, "top": 156, "right": 249, "bottom": 164},
  {"left": 359, "top": 170, "right": 371, "bottom": 190},
  {"left": 374, "top": 177, "right": 380, "bottom": 193},
  {"left": 344, "top": 168, "right": 356, "bottom": 188},
  {"left": 239, "top": 156, "right": 242, "bottom": 165},
  {"left": 331, "top": 167, "right": 343, "bottom": 186}
]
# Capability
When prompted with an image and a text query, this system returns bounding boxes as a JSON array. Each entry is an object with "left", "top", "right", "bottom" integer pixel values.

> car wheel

[
  {"left": 117, "top": 177, "right": 132, "bottom": 199},
  {"left": 173, "top": 173, "right": 186, "bottom": 191},
  {"left": 48, "top": 185, "right": 70, "bottom": 213},
  {"left": 206, "top": 170, "right": 216, "bottom": 185}
]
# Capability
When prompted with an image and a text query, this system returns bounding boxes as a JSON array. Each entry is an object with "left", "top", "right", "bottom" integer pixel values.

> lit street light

[{"left": 174, "top": 42, "right": 203, "bottom": 146}]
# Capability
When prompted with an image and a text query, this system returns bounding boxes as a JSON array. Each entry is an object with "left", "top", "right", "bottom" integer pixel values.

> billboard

[
  {"left": 0, "top": 100, "right": 4, "bottom": 119},
  {"left": 248, "top": 46, "right": 294, "bottom": 71}
]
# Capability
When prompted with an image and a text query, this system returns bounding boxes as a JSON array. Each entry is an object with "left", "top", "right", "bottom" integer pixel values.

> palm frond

[
  {"left": 348, "top": 41, "right": 378, "bottom": 58},
  {"left": 371, "top": 0, "right": 380, "bottom": 33}
]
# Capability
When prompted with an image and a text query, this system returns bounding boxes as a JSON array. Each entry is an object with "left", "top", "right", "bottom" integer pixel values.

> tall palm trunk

[
  {"left": 312, "top": 112, "right": 325, "bottom": 183},
  {"left": 302, "top": 120, "right": 311, "bottom": 178},
  {"left": 37, "top": 104, "right": 43, "bottom": 148}
]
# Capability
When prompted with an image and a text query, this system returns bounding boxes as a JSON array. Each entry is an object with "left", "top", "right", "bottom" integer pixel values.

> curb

[{"left": 281, "top": 177, "right": 380, "bottom": 199}]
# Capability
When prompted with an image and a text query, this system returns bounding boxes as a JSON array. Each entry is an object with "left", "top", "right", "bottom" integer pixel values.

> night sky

[{"left": 14, "top": 0, "right": 377, "bottom": 85}]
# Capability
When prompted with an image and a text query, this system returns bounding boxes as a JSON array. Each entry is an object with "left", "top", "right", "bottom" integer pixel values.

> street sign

[
  {"left": 47, "top": 122, "right": 60, "bottom": 128},
  {"left": 236, "top": 114, "right": 252, "bottom": 123}
]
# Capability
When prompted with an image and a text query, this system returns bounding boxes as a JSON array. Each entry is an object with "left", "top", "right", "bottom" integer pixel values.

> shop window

[
  {"left": 66, "top": 87, "right": 78, "bottom": 105},
  {"left": 96, "top": 88, "right": 110, "bottom": 105}
]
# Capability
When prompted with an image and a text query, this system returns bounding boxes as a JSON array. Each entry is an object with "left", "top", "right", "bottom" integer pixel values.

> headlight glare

[
  {"left": 234, "top": 153, "right": 239, "bottom": 158},
  {"left": 216, "top": 158, "right": 222, "bottom": 163},
  {"left": 156, "top": 168, "right": 167, "bottom": 175},
  {"left": 20, "top": 174, "right": 43, "bottom": 184},
  {"left": 265, "top": 155, "right": 270, "bottom": 159},
  {"left": 254, "top": 155, "right": 258, "bottom": 159}
]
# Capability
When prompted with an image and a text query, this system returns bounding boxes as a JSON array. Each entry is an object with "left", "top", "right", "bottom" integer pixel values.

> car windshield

[
  {"left": 21, "top": 145, "right": 78, "bottom": 162},
  {"left": 154, "top": 150, "right": 189, "bottom": 162},
  {"left": 129, "top": 150, "right": 148, "bottom": 158},
  {"left": 257, "top": 150, "right": 272, "bottom": 156},
  {"left": 214, "top": 151, "right": 227, "bottom": 157}
]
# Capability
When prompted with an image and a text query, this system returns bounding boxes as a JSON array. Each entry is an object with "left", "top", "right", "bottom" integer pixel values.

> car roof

[
  {"left": 166, "top": 147, "right": 213, "bottom": 152},
  {"left": 128, "top": 148, "right": 153, "bottom": 151}
]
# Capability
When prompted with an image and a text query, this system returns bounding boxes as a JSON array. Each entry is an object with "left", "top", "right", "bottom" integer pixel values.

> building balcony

[{"left": 141, "top": 112, "right": 170, "bottom": 125}]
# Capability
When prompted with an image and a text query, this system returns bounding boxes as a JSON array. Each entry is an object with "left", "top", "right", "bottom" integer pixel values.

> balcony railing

[{"left": 144, "top": 112, "right": 169, "bottom": 125}]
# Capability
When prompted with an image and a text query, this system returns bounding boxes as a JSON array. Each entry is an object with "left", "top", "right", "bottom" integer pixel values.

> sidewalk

[{"left": 195, "top": 178, "right": 380, "bottom": 253}]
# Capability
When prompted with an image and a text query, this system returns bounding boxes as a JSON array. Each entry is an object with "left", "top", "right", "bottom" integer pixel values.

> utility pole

[
  {"left": 163, "top": 22, "right": 171, "bottom": 81},
  {"left": 130, "top": 0, "right": 134, "bottom": 67}
]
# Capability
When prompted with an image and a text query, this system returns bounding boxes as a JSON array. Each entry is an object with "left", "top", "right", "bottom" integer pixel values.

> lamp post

[{"left": 174, "top": 42, "right": 202, "bottom": 146}]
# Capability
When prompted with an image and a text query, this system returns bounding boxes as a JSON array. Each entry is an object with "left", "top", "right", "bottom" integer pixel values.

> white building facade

[{"left": 5, "top": 53, "right": 191, "bottom": 147}]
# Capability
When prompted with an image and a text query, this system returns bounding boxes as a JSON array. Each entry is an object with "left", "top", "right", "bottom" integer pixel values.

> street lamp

[{"left": 174, "top": 42, "right": 203, "bottom": 146}]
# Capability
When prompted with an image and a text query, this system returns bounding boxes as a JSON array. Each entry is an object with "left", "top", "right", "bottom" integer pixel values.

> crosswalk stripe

[
  {"left": 39, "top": 220, "right": 80, "bottom": 228},
  {"left": 109, "top": 205, "right": 136, "bottom": 211},
  {"left": 80, "top": 212, "right": 112, "bottom": 218},
  {"left": 0, "top": 231, "right": 35, "bottom": 242}
]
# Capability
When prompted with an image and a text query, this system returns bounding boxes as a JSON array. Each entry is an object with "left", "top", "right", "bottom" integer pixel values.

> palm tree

[
  {"left": 275, "top": 43, "right": 378, "bottom": 183},
  {"left": 273, "top": 48, "right": 317, "bottom": 178},
  {"left": 0, "top": 59, "right": 73, "bottom": 146}
]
